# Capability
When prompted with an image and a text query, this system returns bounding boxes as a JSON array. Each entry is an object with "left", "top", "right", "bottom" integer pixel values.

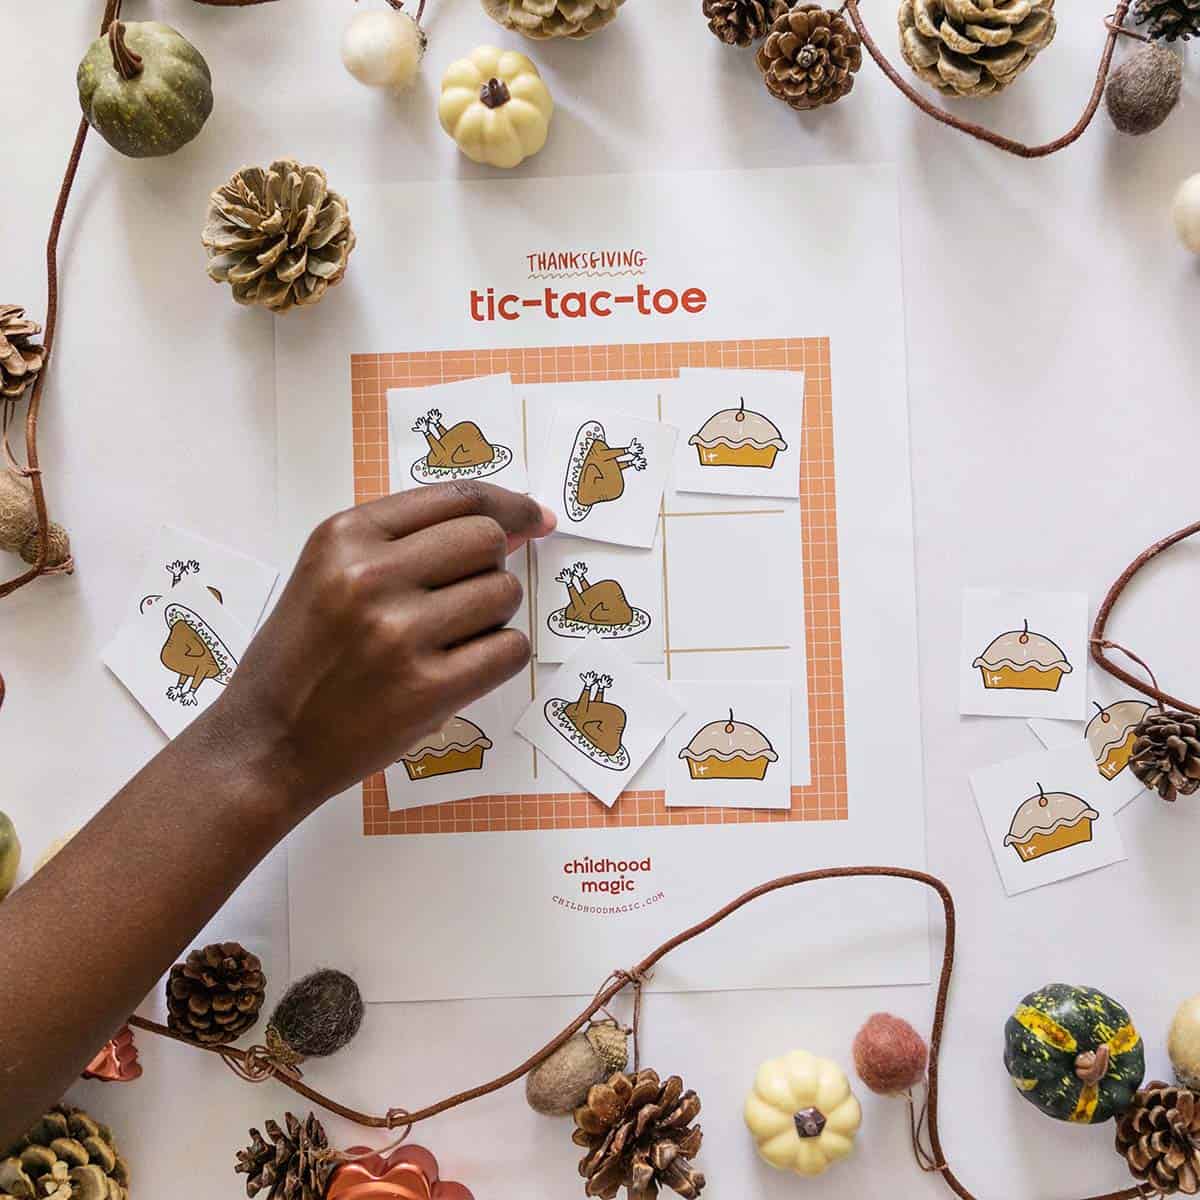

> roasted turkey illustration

[
  {"left": 414, "top": 408, "right": 495, "bottom": 469},
  {"left": 564, "top": 421, "right": 647, "bottom": 522},
  {"left": 564, "top": 672, "right": 627, "bottom": 757},
  {"left": 557, "top": 563, "right": 634, "bottom": 627},
  {"left": 410, "top": 407, "right": 513, "bottom": 484},
  {"left": 159, "top": 603, "right": 237, "bottom": 706}
]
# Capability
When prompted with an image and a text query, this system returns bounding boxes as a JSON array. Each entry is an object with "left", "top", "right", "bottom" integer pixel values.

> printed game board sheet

[{"left": 276, "top": 166, "right": 928, "bottom": 1001}]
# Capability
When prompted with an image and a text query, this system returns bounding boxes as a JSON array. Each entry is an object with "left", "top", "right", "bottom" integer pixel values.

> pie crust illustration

[
  {"left": 688, "top": 397, "right": 787, "bottom": 469},
  {"left": 973, "top": 620, "right": 1072, "bottom": 692},
  {"left": 399, "top": 715, "right": 493, "bottom": 781},
  {"left": 678, "top": 709, "right": 779, "bottom": 780},
  {"left": 547, "top": 561, "right": 651, "bottom": 642},
  {"left": 563, "top": 421, "right": 646, "bottom": 523},
  {"left": 410, "top": 407, "right": 513, "bottom": 484},
  {"left": 545, "top": 671, "right": 630, "bottom": 771},
  {"left": 160, "top": 603, "right": 238, "bottom": 707},
  {"left": 1004, "top": 785, "right": 1098, "bottom": 862},
  {"left": 1086, "top": 699, "right": 1151, "bottom": 780}
]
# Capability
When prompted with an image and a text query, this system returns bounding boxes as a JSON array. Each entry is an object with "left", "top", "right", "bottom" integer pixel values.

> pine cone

[
  {"left": 481, "top": 0, "right": 625, "bottom": 39},
  {"left": 0, "top": 305, "right": 45, "bottom": 401},
  {"left": 166, "top": 941, "right": 266, "bottom": 1045},
  {"left": 1115, "top": 1081, "right": 1200, "bottom": 1195},
  {"left": 573, "top": 1068, "right": 705, "bottom": 1199},
  {"left": 898, "top": 0, "right": 1057, "bottom": 98},
  {"left": 202, "top": 160, "right": 357, "bottom": 313},
  {"left": 756, "top": 5, "right": 864, "bottom": 110},
  {"left": 0, "top": 1104, "right": 131, "bottom": 1200},
  {"left": 235, "top": 1112, "right": 334, "bottom": 1200},
  {"left": 1129, "top": 709, "right": 1200, "bottom": 801},
  {"left": 1135, "top": 0, "right": 1200, "bottom": 40},
  {"left": 702, "top": 0, "right": 789, "bottom": 45}
]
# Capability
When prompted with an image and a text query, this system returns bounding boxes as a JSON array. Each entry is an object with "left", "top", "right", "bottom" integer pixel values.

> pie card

[
  {"left": 535, "top": 534, "right": 664, "bottom": 664},
  {"left": 384, "top": 674, "right": 537, "bottom": 811},
  {"left": 388, "top": 374, "right": 528, "bottom": 494},
  {"left": 666, "top": 681, "right": 791, "bottom": 810},
  {"left": 970, "top": 741, "right": 1126, "bottom": 897},
  {"left": 514, "top": 643, "right": 685, "bottom": 807},
  {"left": 959, "top": 588, "right": 1088, "bottom": 720},
  {"left": 665, "top": 368, "right": 803, "bottom": 499},
  {"left": 134, "top": 525, "right": 278, "bottom": 633},
  {"left": 103, "top": 578, "right": 251, "bottom": 739},
  {"left": 1028, "top": 673, "right": 1151, "bottom": 812},
  {"left": 534, "top": 399, "right": 677, "bottom": 549}
]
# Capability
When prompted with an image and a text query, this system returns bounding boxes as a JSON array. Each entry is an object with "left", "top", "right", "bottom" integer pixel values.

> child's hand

[{"left": 213, "top": 482, "right": 555, "bottom": 811}]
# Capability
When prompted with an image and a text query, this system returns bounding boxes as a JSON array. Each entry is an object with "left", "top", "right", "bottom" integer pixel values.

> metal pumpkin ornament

[
  {"left": 326, "top": 1145, "right": 474, "bottom": 1200},
  {"left": 1003, "top": 984, "right": 1145, "bottom": 1123}
]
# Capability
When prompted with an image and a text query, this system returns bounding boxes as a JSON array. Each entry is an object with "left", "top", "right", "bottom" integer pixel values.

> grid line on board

[{"left": 351, "top": 337, "right": 847, "bottom": 834}]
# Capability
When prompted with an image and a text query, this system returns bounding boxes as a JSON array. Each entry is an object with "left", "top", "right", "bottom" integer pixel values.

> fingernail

[{"left": 537, "top": 503, "right": 557, "bottom": 534}]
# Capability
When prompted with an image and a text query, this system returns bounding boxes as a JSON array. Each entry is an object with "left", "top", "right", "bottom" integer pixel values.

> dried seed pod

[{"left": 268, "top": 968, "right": 364, "bottom": 1061}]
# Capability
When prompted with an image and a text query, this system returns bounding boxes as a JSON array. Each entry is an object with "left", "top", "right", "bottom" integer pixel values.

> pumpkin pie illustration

[
  {"left": 398, "top": 715, "right": 493, "bottom": 781},
  {"left": 563, "top": 421, "right": 647, "bottom": 523},
  {"left": 1004, "top": 784, "right": 1099, "bottom": 862},
  {"left": 1086, "top": 699, "right": 1151, "bottom": 780},
  {"left": 410, "top": 408, "right": 513, "bottom": 484},
  {"left": 688, "top": 397, "right": 787, "bottom": 469},
  {"left": 160, "top": 603, "right": 237, "bottom": 707},
  {"left": 547, "top": 561, "right": 651, "bottom": 642},
  {"left": 545, "top": 671, "right": 630, "bottom": 771},
  {"left": 678, "top": 709, "right": 778, "bottom": 780},
  {"left": 973, "top": 620, "right": 1072, "bottom": 692}
]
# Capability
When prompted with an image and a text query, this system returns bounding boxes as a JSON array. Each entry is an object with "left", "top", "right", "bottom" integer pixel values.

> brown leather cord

[
  {"left": 1090, "top": 519, "right": 1200, "bottom": 716},
  {"left": 129, "top": 867, "right": 1144, "bottom": 1198},
  {"left": 843, "top": 1, "right": 1132, "bottom": 159}
]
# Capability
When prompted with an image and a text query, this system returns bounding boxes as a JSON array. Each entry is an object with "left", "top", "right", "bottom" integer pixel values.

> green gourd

[
  {"left": 1003, "top": 983, "right": 1144, "bottom": 1124},
  {"left": 77, "top": 21, "right": 213, "bottom": 158},
  {"left": 0, "top": 811, "right": 18, "bottom": 901}
]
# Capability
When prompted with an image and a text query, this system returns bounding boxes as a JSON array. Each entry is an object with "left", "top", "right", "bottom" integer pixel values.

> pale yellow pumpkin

[
  {"left": 744, "top": 1049, "right": 862, "bottom": 1176},
  {"left": 438, "top": 46, "right": 553, "bottom": 168}
]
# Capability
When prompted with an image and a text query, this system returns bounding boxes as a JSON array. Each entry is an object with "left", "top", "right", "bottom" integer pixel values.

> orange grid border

[{"left": 351, "top": 338, "right": 846, "bottom": 835}]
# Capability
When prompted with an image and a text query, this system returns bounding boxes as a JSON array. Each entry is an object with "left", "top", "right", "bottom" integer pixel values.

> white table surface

[{"left": 5, "top": 2, "right": 1200, "bottom": 1197}]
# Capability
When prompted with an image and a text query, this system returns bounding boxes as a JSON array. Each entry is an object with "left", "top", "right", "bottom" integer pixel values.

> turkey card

[
  {"left": 387, "top": 373, "right": 528, "bottom": 494},
  {"left": 515, "top": 643, "right": 684, "bottom": 806},
  {"left": 535, "top": 534, "right": 664, "bottom": 663}
]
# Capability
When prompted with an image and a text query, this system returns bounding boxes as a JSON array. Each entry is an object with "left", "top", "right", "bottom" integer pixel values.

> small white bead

[{"left": 1172, "top": 174, "right": 1200, "bottom": 254}]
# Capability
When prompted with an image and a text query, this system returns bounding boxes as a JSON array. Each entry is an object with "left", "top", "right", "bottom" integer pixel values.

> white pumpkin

[
  {"left": 438, "top": 46, "right": 553, "bottom": 168},
  {"left": 1173, "top": 173, "right": 1200, "bottom": 254},
  {"left": 744, "top": 1050, "right": 862, "bottom": 1176}
]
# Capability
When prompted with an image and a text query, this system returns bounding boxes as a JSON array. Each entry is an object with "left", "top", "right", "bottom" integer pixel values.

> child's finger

[
  {"left": 360, "top": 481, "right": 554, "bottom": 545},
  {"left": 439, "top": 627, "right": 532, "bottom": 708}
]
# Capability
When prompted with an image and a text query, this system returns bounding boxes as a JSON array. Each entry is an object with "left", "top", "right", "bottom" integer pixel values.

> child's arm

[{"left": 0, "top": 481, "right": 554, "bottom": 1143}]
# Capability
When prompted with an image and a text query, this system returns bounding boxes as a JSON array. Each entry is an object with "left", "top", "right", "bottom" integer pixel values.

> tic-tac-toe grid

[{"left": 351, "top": 338, "right": 846, "bottom": 834}]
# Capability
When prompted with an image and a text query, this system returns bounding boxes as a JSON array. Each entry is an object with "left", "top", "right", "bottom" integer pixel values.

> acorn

[
  {"left": 1105, "top": 43, "right": 1181, "bottom": 136},
  {"left": 525, "top": 1019, "right": 630, "bottom": 1115},
  {"left": 852, "top": 1012, "right": 928, "bottom": 1095}
]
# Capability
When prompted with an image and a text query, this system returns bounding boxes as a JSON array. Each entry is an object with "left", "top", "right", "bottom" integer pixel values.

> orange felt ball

[{"left": 852, "top": 1013, "right": 928, "bottom": 1095}]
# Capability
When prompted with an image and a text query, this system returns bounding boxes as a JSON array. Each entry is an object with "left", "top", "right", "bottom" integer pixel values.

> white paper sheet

[{"left": 277, "top": 166, "right": 929, "bottom": 1001}]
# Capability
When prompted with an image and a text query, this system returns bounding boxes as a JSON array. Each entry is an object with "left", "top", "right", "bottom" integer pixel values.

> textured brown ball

[
  {"left": 853, "top": 1012, "right": 928, "bottom": 1095},
  {"left": 268, "top": 968, "right": 364, "bottom": 1059},
  {"left": 1105, "top": 43, "right": 1182, "bottom": 135}
]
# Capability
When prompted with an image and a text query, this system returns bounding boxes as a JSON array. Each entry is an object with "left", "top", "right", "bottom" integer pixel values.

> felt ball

[
  {"left": 341, "top": 9, "right": 426, "bottom": 91},
  {"left": 1105, "top": 44, "right": 1181, "bottom": 136},
  {"left": 1169, "top": 995, "right": 1200, "bottom": 1089},
  {"left": 852, "top": 1013, "right": 928, "bottom": 1095},
  {"left": 1173, "top": 175, "right": 1200, "bottom": 254},
  {"left": 269, "top": 969, "right": 364, "bottom": 1059},
  {"left": 525, "top": 1020, "right": 629, "bottom": 1116}
]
